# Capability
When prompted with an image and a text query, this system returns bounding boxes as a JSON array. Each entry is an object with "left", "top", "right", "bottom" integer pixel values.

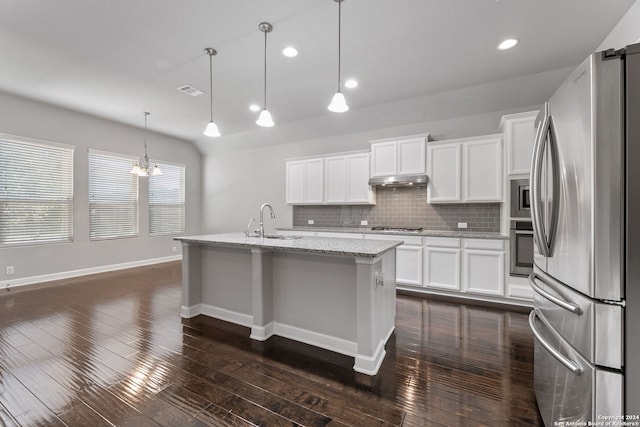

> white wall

[
  {"left": 598, "top": 0, "right": 640, "bottom": 50},
  {"left": 0, "top": 91, "right": 202, "bottom": 285}
]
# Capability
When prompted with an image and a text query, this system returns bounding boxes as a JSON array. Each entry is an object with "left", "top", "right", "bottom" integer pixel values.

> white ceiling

[{"left": 0, "top": 0, "right": 634, "bottom": 148}]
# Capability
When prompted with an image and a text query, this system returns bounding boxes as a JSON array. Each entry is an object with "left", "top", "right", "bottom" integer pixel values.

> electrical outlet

[
  {"left": 457, "top": 222, "right": 468, "bottom": 229},
  {"left": 375, "top": 271, "right": 385, "bottom": 287},
  {"left": 308, "top": 219, "right": 314, "bottom": 225},
  {"left": 172, "top": 246, "right": 177, "bottom": 253},
  {"left": 360, "top": 220, "right": 368, "bottom": 226},
  {"left": 6, "top": 266, "right": 14, "bottom": 275}
]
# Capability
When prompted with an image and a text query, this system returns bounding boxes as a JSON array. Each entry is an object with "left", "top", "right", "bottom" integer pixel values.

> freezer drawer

[
  {"left": 530, "top": 267, "right": 623, "bottom": 370},
  {"left": 530, "top": 309, "right": 623, "bottom": 426}
]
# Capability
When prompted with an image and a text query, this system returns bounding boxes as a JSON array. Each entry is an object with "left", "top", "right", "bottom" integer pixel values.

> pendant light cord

[
  {"left": 144, "top": 112, "right": 148, "bottom": 155},
  {"left": 209, "top": 52, "right": 214, "bottom": 122},
  {"left": 337, "top": 0, "right": 342, "bottom": 91},
  {"left": 263, "top": 29, "right": 268, "bottom": 109}
]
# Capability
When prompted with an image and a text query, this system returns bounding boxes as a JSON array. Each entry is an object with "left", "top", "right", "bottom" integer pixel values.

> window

[
  {"left": 88, "top": 150, "right": 138, "bottom": 240},
  {"left": 0, "top": 135, "right": 74, "bottom": 246},
  {"left": 149, "top": 162, "right": 185, "bottom": 236}
]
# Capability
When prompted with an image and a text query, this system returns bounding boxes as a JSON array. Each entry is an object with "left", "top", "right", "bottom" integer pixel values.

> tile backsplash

[{"left": 292, "top": 186, "right": 501, "bottom": 232}]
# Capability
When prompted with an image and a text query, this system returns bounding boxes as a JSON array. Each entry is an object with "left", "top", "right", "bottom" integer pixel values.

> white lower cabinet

[
  {"left": 365, "top": 234, "right": 423, "bottom": 285},
  {"left": 424, "top": 237, "right": 461, "bottom": 290},
  {"left": 425, "top": 237, "right": 505, "bottom": 298},
  {"left": 462, "top": 239, "right": 505, "bottom": 296}
]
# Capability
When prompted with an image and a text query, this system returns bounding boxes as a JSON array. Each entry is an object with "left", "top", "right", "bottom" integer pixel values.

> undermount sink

[{"left": 263, "top": 234, "right": 303, "bottom": 240}]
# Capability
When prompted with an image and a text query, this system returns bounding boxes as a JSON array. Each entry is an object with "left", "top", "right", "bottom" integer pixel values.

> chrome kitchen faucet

[{"left": 258, "top": 203, "right": 275, "bottom": 238}]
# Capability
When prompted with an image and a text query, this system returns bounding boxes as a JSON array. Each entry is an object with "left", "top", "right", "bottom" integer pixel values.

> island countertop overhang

[{"left": 174, "top": 233, "right": 402, "bottom": 258}]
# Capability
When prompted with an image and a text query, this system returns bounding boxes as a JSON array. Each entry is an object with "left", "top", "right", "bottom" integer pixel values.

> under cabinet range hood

[{"left": 368, "top": 174, "right": 428, "bottom": 187}]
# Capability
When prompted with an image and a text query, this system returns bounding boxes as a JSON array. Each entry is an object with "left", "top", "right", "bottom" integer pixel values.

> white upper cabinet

[
  {"left": 324, "top": 152, "right": 375, "bottom": 204},
  {"left": 370, "top": 134, "right": 429, "bottom": 177},
  {"left": 500, "top": 111, "right": 539, "bottom": 176},
  {"left": 285, "top": 160, "right": 305, "bottom": 204},
  {"left": 370, "top": 141, "right": 398, "bottom": 176},
  {"left": 427, "top": 134, "right": 503, "bottom": 203},
  {"left": 426, "top": 143, "right": 461, "bottom": 202},
  {"left": 287, "top": 151, "right": 374, "bottom": 205},
  {"left": 324, "top": 156, "right": 347, "bottom": 203},
  {"left": 286, "top": 158, "right": 324, "bottom": 205},
  {"left": 464, "top": 137, "right": 503, "bottom": 201},
  {"left": 304, "top": 158, "right": 324, "bottom": 204}
]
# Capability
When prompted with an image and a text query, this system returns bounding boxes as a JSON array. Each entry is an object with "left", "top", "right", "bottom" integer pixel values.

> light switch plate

[
  {"left": 6, "top": 266, "right": 14, "bottom": 275},
  {"left": 360, "top": 220, "right": 368, "bottom": 226},
  {"left": 308, "top": 219, "right": 314, "bottom": 225},
  {"left": 457, "top": 222, "right": 468, "bottom": 229}
]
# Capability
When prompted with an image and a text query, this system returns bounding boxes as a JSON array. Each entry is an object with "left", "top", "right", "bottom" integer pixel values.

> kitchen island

[{"left": 175, "top": 233, "right": 401, "bottom": 375}]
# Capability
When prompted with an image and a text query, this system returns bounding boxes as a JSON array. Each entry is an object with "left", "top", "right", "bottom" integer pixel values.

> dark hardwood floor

[{"left": 0, "top": 261, "right": 542, "bottom": 426}]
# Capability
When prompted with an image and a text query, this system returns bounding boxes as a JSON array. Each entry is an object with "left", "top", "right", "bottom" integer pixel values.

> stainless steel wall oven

[{"left": 510, "top": 220, "right": 533, "bottom": 276}]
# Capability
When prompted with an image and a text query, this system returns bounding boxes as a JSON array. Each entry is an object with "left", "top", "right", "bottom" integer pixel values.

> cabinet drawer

[
  {"left": 365, "top": 234, "right": 422, "bottom": 245},
  {"left": 425, "top": 237, "right": 461, "bottom": 248},
  {"left": 464, "top": 238, "right": 504, "bottom": 250}
]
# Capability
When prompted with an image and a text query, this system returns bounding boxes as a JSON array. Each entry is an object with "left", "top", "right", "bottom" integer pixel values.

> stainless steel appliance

[
  {"left": 510, "top": 179, "right": 531, "bottom": 218},
  {"left": 509, "top": 220, "right": 533, "bottom": 277},
  {"left": 529, "top": 43, "right": 640, "bottom": 425}
]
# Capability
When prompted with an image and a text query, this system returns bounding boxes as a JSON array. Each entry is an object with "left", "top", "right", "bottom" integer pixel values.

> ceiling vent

[{"left": 177, "top": 85, "right": 204, "bottom": 96}]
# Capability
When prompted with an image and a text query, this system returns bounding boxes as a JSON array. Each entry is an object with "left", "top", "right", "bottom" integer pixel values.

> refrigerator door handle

[
  {"left": 531, "top": 105, "right": 550, "bottom": 257},
  {"left": 529, "top": 309, "right": 583, "bottom": 376},
  {"left": 529, "top": 272, "right": 583, "bottom": 315},
  {"left": 546, "top": 114, "right": 561, "bottom": 257},
  {"left": 530, "top": 102, "right": 561, "bottom": 258}
]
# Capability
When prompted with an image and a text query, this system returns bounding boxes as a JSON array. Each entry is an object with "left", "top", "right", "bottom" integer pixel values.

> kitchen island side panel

[
  {"left": 200, "top": 246, "right": 253, "bottom": 317},
  {"left": 272, "top": 252, "right": 358, "bottom": 341}
]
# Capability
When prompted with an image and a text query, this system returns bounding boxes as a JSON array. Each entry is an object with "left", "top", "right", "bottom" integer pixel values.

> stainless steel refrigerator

[{"left": 529, "top": 43, "right": 640, "bottom": 425}]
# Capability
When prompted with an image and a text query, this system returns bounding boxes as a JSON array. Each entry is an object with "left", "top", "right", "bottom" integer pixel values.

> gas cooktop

[{"left": 370, "top": 226, "right": 423, "bottom": 233}]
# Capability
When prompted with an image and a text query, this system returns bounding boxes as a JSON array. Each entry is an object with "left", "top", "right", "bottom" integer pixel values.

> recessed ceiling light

[
  {"left": 282, "top": 46, "right": 298, "bottom": 58},
  {"left": 249, "top": 104, "right": 261, "bottom": 112},
  {"left": 498, "top": 38, "right": 519, "bottom": 50},
  {"left": 345, "top": 79, "right": 358, "bottom": 89}
]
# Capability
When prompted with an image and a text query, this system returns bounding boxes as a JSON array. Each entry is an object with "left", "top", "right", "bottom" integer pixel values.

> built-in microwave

[{"left": 510, "top": 179, "right": 530, "bottom": 218}]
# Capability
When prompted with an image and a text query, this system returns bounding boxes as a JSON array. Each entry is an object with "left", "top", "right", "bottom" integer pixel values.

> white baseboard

[
  {"left": 0, "top": 255, "right": 182, "bottom": 290},
  {"left": 198, "top": 304, "right": 253, "bottom": 328},
  {"left": 181, "top": 304, "right": 202, "bottom": 318},
  {"left": 250, "top": 321, "right": 274, "bottom": 341},
  {"left": 179, "top": 306, "right": 395, "bottom": 375},
  {"left": 273, "top": 322, "right": 358, "bottom": 357},
  {"left": 353, "top": 324, "right": 394, "bottom": 375}
]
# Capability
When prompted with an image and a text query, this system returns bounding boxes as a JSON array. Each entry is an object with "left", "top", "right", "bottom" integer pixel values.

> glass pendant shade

[
  {"left": 203, "top": 121, "right": 221, "bottom": 137},
  {"left": 151, "top": 163, "right": 163, "bottom": 176},
  {"left": 256, "top": 109, "right": 274, "bottom": 127},
  {"left": 130, "top": 163, "right": 141, "bottom": 175},
  {"left": 328, "top": 90, "right": 349, "bottom": 113}
]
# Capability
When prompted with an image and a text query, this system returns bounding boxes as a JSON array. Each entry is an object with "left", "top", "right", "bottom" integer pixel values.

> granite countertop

[
  {"left": 175, "top": 233, "right": 402, "bottom": 258},
  {"left": 276, "top": 226, "right": 508, "bottom": 240}
]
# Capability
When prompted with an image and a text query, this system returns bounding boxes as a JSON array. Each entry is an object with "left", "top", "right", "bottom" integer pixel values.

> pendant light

[
  {"left": 256, "top": 22, "right": 275, "bottom": 127},
  {"left": 328, "top": 0, "right": 349, "bottom": 113},
  {"left": 131, "top": 112, "right": 162, "bottom": 177},
  {"left": 203, "top": 47, "right": 221, "bottom": 137}
]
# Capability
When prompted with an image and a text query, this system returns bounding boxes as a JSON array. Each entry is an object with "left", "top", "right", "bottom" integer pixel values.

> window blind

[
  {"left": 88, "top": 150, "right": 138, "bottom": 240},
  {"left": 149, "top": 162, "right": 185, "bottom": 236},
  {"left": 0, "top": 136, "right": 74, "bottom": 246}
]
